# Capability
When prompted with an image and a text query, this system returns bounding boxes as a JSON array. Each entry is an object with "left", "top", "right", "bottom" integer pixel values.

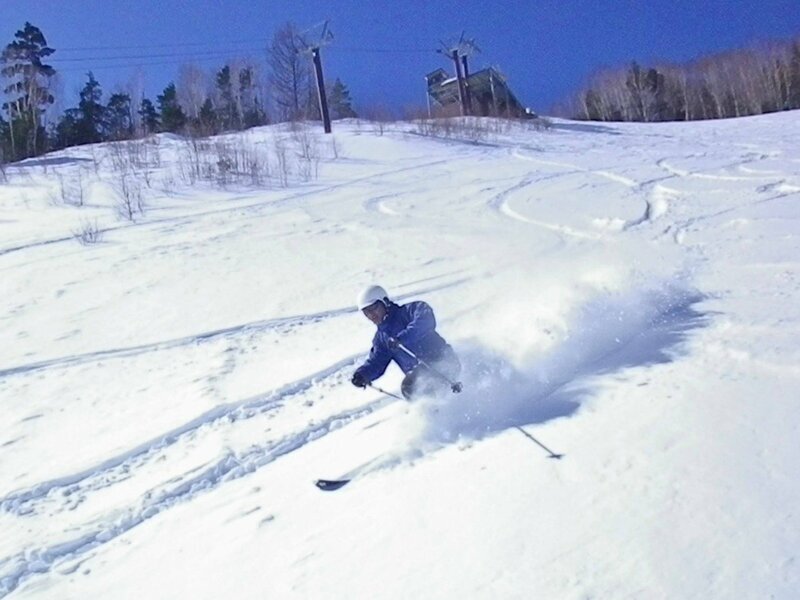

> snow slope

[{"left": 1, "top": 113, "right": 799, "bottom": 599}]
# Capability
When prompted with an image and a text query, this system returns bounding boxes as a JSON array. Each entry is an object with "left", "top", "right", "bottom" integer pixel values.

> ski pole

[
  {"left": 515, "top": 426, "right": 564, "bottom": 459},
  {"left": 368, "top": 382, "right": 405, "bottom": 401},
  {"left": 395, "top": 342, "right": 463, "bottom": 393}
]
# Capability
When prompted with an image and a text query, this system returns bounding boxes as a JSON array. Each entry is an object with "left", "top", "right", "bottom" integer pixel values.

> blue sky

[{"left": 3, "top": 0, "right": 800, "bottom": 115}]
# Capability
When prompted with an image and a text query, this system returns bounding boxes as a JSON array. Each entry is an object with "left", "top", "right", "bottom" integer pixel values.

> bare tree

[
  {"left": 177, "top": 63, "right": 209, "bottom": 121},
  {"left": 757, "top": 43, "right": 793, "bottom": 112},
  {"left": 789, "top": 41, "right": 800, "bottom": 108},
  {"left": 268, "top": 22, "right": 313, "bottom": 121},
  {"left": 0, "top": 148, "right": 8, "bottom": 183},
  {"left": 73, "top": 219, "right": 103, "bottom": 245},
  {"left": 125, "top": 69, "right": 146, "bottom": 135},
  {"left": 117, "top": 173, "right": 143, "bottom": 221},
  {"left": 52, "top": 167, "right": 84, "bottom": 206},
  {"left": 361, "top": 104, "right": 395, "bottom": 135},
  {"left": 272, "top": 136, "right": 290, "bottom": 186},
  {"left": 569, "top": 35, "right": 800, "bottom": 122},
  {"left": 666, "top": 65, "right": 693, "bottom": 121}
]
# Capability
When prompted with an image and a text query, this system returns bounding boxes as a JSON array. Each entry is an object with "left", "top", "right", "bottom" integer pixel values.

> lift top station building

[{"left": 425, "top": 66, "right": 530, "bottom": 117}]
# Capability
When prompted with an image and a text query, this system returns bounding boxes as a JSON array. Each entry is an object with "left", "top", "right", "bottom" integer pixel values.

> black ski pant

[{"left": 400, "top": 345, "right": 461, "bottom": 401}]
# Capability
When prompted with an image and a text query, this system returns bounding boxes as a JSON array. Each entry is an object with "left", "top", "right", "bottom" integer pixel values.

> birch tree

[{"left": 1, "top": 22, "right": 56, "bottom": 159}]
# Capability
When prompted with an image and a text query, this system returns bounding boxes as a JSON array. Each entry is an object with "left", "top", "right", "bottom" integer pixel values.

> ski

[
  {"left": 315, "top": 478, "right": 351, "bottom": 491},
  {"left": 314, "top": 450, "right": 412, "bottom": 492}
]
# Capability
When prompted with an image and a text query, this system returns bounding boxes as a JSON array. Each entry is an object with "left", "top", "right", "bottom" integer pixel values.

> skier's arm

[
  {"left": 395, "top": 301, "right": 436, "bottom": 347},
  {"left": 354, "top": 337, "right": 392, "bottom": 383}
]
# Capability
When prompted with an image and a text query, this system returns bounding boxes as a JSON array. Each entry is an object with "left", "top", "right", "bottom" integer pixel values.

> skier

[{"left": 351, "top": 285, "right": 461, "bottom": 400}]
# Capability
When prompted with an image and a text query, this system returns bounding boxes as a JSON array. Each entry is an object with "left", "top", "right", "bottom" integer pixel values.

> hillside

[{"left": 1, "top": 113, "right": 799, "bottom": 599}]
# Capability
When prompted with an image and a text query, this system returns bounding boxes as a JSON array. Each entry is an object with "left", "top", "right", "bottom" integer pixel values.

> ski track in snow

[
  {"left": 498, "top": 201, "right": 603, "bottom": 240},
  {"left": 508, "top": 148, "right": 664, "bottom": 233},
  {"left": 512, "top": 148, "right": 639, "bottom": 187},
  {"left": 0, "top": 312, "right": 347, "bottom": 379},
  {"left": 657, "top": 158, "right": 784, "bottom": 182},
  {"left": 0, "top": 274, "right": 471, "bottom": 379},
  {"left": 622, "top": 184, "right": 682, "bottom": 231},
  {"left": 510, "top": 146, "right": 798, "bottom": 237},
  {"left": 664, "top": 186, "right": 800, "bottom": 246},
  {"left": 485, "top": 171, "right": 604, "bottom": 240},
  {"left": 0, "top": 156, "right": 455, "bottom": 260},
  {"left": 363, "top": 193, "right": 403, "bottom": 216},
  {"left": 0, "top": 357, "right": 359, "bottom": 512},
  {"left": 0, "top": 388, "right": 396, "bottom": 598}
]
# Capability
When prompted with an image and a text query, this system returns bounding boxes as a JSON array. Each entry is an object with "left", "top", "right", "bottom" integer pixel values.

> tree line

[
  {"left": 1, "top": 22, "right": 357, "bottom": 163},
  {"left": 569, "top": 36, "right": 800, "bottom": 122}
]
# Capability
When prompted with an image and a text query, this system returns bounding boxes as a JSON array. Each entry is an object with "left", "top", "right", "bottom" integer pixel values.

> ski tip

[{"left": 315, "top": 479, "right": 351, "bottom": 491}]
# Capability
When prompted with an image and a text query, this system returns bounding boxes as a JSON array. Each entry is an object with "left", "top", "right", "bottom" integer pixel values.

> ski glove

[
  {"left": 351, "top": 371, "right": 368, "bottom": 389},
  {"left": 387, "top": 337, "right": 400, "bottom": 349}
]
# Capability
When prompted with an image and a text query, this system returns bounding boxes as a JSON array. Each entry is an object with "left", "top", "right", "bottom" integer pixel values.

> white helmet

[{"left": 357, "top": 285, "right": 389, "bottom": 310}]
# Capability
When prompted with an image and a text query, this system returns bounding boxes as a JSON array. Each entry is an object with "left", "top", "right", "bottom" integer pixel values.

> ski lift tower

[
  {"left": 437, "top": 33, "right": 480, "bottom": 116},
  {"left": 297, "top": 20, "right": 334, "bottom": 133}
]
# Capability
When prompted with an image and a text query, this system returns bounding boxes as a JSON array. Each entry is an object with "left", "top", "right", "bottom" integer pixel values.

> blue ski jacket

[{"left": 354, "top": 301, "right": 451, "bottom": 383}]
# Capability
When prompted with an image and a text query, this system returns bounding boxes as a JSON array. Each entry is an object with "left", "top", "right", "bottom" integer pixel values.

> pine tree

[
  {"left": 328, "top": 78, "right": 357, "bottom": 119},
  {"left": 72, "top": 72, "right": 104, "bottom": 144},
  {"left": 53, "top": 109, "right": 81, "bottom": 148},
  {"left": 106, "top": 92, "right": 133, "bottom": 140},
  {"left": 238, "top": 67, "right": 267, "bottom": 128},
  {"left": 1, "top": 22, "right": 56, "bottom": 159},
  {"left": 215, "top": 66, "right": 239, "bottom": 130},
  {"left": 138, "top": 98, "right": 159, "bottom": 135},
  {"left": 243, "top": 95, "right": 267, "bottom": 128},
  {"left": 0, "top": 113, "right": 9, "bottom": 164},
  {"left": 55, "top": 71, "right": 107, "bottom": 148},
  {"left": 196, "top": 97, "right": 218, "bottom": 135},
  {"left": 158, "top": 83, "right": 186, "bottom": 133}
]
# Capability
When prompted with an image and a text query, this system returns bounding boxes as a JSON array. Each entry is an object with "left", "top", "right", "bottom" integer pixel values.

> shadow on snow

[
  {"left": 14, "top": 156, "right": 95, "bottom": 168},
  {"left": 549, "top": 122, "right": 623, "bottom": 136}
]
